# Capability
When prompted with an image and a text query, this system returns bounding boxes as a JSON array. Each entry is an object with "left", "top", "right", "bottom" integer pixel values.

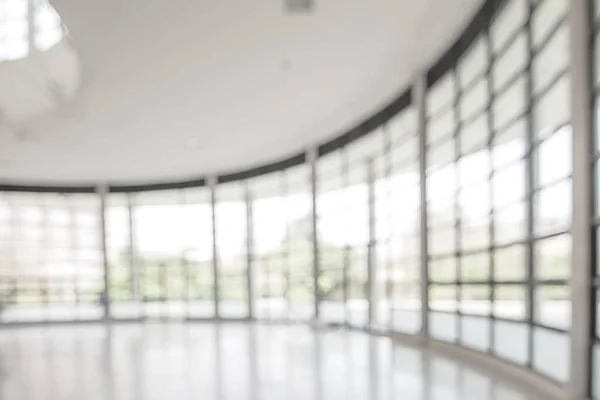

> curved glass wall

[
  {"left": 0, "top": 0, "right": 595, "bottom": 397},
  {"left": 0, "top": 192, "right": 103, "bottom": 322},
  {"left": 426, "top": 0, "right": 571, "bottom": 383}
]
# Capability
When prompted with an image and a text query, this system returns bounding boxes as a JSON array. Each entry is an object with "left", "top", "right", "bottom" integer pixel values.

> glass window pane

[
  {"left": 460, "top": 113, "right": 489, "bottom": 155},
  {"left": 531, "top": 0, "right": 567, "bottom": 48},
  {"left": 494, "top": 285, "right": 526, "bottom": 320},
  {"left": 459, "top": 151, "right": 491, "bottom": 187},
  {"left": 533, "top": 76, "right": 570, "bottom": 138},
  {"left": 534, "top": 285, "right": 570, "bottom": 330},
  {"left": 429, "top": 284, "right": 457, "bottom": 312},
  {"left": 461, "top": 285, "right": 491, "bottom": 315},
  {"left": 428, "top": 159, "right": 456, "bottom": 197},
  {"left": 534, "top": 179, "right": 572, "bottom": 236},
  {"left": 494, "top": 202, "right": 527, "bottom": 245},
  {"left": 532, "top": 328, "right": 570, "bottom": 383},
  {"left": 493, "top": 33, "right": 527, "bottom": 92},
  {"left": 536, "top": 127, "right": 572, "bottom": 186},
  {"left": 460, "top": 183, "right": 490, "bottom": 222},
  {"left": 532, "top": 24, "right": 568, "bottom": 95},
  {"left": 461, "top": 315, "right": 491, "bottom": 352},
  {"left": 491, "top": 0, "right": 528, "bottom": 53},
  {"left": 429, "top": 311, "right": 458, "bottom": 343},
  {"left": 427, "top": 109, "right": 456, "bottom": 145},
  {"left": 388, "top": 106, "right": 417, "bottom": 142},
  {"left": 461, "top": 217, "right": 490, "bottom": 252},
  {"left": 346, "top": 129, "right": 383, "bottom": 164},
  {"left": 493, "top": 320, "right": 530, "bottom": 365},
  {"left": 427, "top": 73, "right": 456, "bottom": 117},
  {"left": 494, "top": 244, "right": 526, "bottom": 281},
  {"left": 493, "top": 76, "right": 527, "bottom": 131},
  {"left": 457, "top": 37, "right": 488, "bottom": 88},
  {"left": 461, "top": 253, "right": 490, "bottom": 282},
  {"left": 459, "top": 79, "right": 488, "bottom": 122},
  {"left": 429, "top": 258, "right": 457, "bottom": 283},
  {"left": 428, "top": 227, "right": 456, "bottom": 256},
  {"left": 534, "top": 234, "right": 571, "bottom": 280},
  {"left": 493, "top": 118, "right": 527, "bottom": 169}
]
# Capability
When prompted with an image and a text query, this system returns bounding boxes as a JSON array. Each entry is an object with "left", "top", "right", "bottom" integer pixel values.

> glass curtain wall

[
  {"left": 214, "top": 182, "right": 248, "bottom": 319},
  {"left": 106, "top": 193, "right": 138, "bottom": 319},
  {"left": 122, "top": 188, "right": 214, "bottom": 320},
  {"left": 182, "top": 188, "right": 215, "bottom": 319},
  {"left": 425, "top": 0, "right": 571, "bottom": 383},
  {"left": 316, "top": 151, "right": 347, "bottom": 324},
  {"left": 251, "top": 172, "right": 288, "bottom": 321},
  {"left": 387, "top": 106, "right": 421, "bottom": 335},
  {"left": 0, "top": 192, "right": 103, "bottom": 323},
  {"left": 0, "top": 0, "right": 583, "bottom": 392},
  {"left": 345, "top": 130, "right": 383, "bottom": 329},
  {"left": 134, "top": 190, "right": 189, "bottom": 319},
  {"left": 285, "top": 164, "right": 314, "bottom": 321}
]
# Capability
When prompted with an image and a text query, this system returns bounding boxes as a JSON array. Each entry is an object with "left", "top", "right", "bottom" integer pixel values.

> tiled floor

[{"left": 0, "top": 322, "right": 539, "bottom": 400}]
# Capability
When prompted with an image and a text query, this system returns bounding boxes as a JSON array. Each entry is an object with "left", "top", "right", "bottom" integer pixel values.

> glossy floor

[{"left": 0, "top": 322, "right": 540, "bottom": 400}]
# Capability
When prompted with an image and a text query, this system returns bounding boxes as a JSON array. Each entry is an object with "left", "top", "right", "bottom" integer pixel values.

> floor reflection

[{"left": 0, "top": 323, "right": 540, "bottom": 400}]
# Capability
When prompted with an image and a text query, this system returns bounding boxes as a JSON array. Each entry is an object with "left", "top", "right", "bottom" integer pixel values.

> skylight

[{"left": 0, "top": 0, "right": 63, "bottom": 61}]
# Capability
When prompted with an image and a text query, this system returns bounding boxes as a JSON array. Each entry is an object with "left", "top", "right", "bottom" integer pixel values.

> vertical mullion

[
  {"left": 309, "top": 149, "right": 320, "bottom": 320},
  {"left": 485, "top": 21, "right": 496, "bottom": 354},
  {"left": 282, "top": 171, "right": 291, "bottom": 322},
  {"left": 569, "top": 0, "right": 595, "bottom": 397},
  {"left": 367, "top": 158, "right": 376, "bottom": 328},
  {"left": 98, "top": 184, "right": 110, "bottom": 319},
  {"left": 245, "top": 181, "right": 254, "bottom": 320},
  {"left": 127, "top": 194, "right": 139, "bottom": 309},
  {"left": 384, "top": 124, "right": 392, "bottom": 332},
  {"left": 210, "top": 178, "right": 220, "bottom": 319},
  {"left": 68, "top": 197, "right": 79, "bottom": 319},
  {"left": 453, "top": 67, "right": 462, "bottom": 344},
  {"left": 416, "top": 75, "right": 429, "bottom": 338},
  {"left": 524, "top": 0, "right": 536, "bottom": 369},
  {"left": 342, "top": 148, "right": 350, "bottom": 326},
  {"left": 41, "top": 196, "right": 49, "bottom": 318}
]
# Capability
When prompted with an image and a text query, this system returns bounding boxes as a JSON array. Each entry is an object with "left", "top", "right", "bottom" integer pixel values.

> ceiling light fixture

[{"left": 285, "top": 0, "right": 313, "bottom": 13}]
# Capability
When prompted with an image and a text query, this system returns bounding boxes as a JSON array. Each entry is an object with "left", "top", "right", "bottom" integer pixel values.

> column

[
  {"left": 245, "top": 182, "right": 255, "bottom": 320},
  {"left": 97, "top": 183, "right": 110, "bottom": 319},
  {"left": 568, "top": 0, "right": 594, "bottom": 398},
  {"left": 367, "top": 158, "right": 378, "bottom": 327},
  {"left": 309, "top": 147, "right": 320, "bottom": 320},
  {"left": 209, "top": 177, "right": 220, "bottom": 319},
  {"left": 415, "top": 74, "right": 429, "bottom": 337},
  {"left": 127, "top": 194, "right": 139, "bottom": 303}
]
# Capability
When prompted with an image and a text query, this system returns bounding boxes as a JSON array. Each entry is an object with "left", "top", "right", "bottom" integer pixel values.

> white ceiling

[{"left": 0, "top": 0, "right": 483, "bottom": 185}]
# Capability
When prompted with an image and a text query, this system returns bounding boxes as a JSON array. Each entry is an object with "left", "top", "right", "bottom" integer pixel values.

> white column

[
  {"left": 97, "top": 183, "right": 110, "bottom": 319},
  {"left": 415, "top": 74, "right": 429, "bottom": 337},
  {"left": 208, "top": 176, "right": 220, "bottom": 319},
  {"left": 367, "top": 158, "right": 378, "bottom": 328},
  {"left": 568, "top": 0, "right": 593, "bottom": 398},
  {"left": 127, "top": 194, "right": 139, "bottom": 302},
  {"left": 308, "top": 147, "right": 320, "bottom": 320},
  {"left": 245, "top": 182, "right": 256, "bottom": 320}
]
